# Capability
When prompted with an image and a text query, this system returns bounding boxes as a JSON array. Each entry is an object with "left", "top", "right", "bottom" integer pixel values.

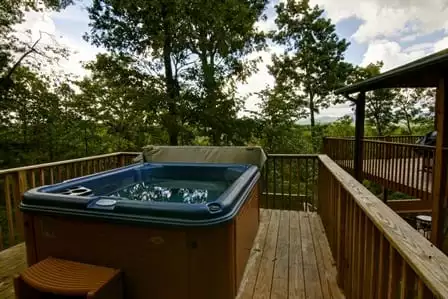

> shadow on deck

[{"left": 0, "top": 209, "right": 343, "bottom": 299}]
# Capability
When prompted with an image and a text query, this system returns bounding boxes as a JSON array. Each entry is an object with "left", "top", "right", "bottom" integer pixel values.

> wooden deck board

[
  {"left": 0, "top": 210, "right": 343, "bottom": 299},
  {"left": 0, "top": 243, "right": 26, "bottom": 299},
  {"left": 300, "top": 211, "right": 324, "bottom": 299},
  {"left": 288, "top": 211, "right": 305, "bottom": 298},
  {"left": 271, "top": 210, "right": 290, "bottom": 299}
]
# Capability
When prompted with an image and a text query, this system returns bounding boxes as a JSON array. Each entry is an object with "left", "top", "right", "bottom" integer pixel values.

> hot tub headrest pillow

[{"left": 137, "top": 146, "right": 267, "bottom": 170}]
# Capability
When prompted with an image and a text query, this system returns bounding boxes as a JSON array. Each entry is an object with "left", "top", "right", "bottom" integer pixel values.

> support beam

[
  {"left": 431, "top": 78, "right": 448, "bottom": 248},
  {"left": 354, "top": 91, "right": 366, "bottom": 182}
]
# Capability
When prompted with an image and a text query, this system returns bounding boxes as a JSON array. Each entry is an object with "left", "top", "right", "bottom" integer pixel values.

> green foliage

[
  {"left": 325, "top": 115, "right": 355, "bottom": 137},
  {"left": 0, "top": 0, "right": 438, "bottom": 169},
  {"left": 268, "top": 0, "right": 351, "bottom": 151},
  {"left": 182, "top": 0, "right": 267, "bottom": 144},
  {"left": 353, "top": 62, "right": 398, "bottom": 135}
]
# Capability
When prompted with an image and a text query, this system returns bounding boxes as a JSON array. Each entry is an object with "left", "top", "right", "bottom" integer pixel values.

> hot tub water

[{"left": 109, "top": 179, "right": 230, "bottom": 204}]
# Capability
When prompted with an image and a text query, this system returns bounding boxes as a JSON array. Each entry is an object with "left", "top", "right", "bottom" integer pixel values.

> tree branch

[{"left": 0, "top": 32, "right": 44, "bottom": 90}]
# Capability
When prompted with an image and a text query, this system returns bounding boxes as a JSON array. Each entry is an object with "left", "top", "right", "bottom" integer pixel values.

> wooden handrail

[
  {"left": 325, "top": 135, "right": 424, "bottom": 144},
  {"left": 318, "top": 154, "right": 448, "bottom": 298},
  {"left": 0, "top": 152, "right": 140, "bottom": 175}
]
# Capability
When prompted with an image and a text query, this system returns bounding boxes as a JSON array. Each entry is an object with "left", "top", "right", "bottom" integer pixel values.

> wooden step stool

[{"left": 14, "top": 257, "right": 123, "bottom": 299}]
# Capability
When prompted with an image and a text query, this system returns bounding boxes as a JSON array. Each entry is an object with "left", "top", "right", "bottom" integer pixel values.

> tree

[
  {"left": 366, "top": 89, "right": 397, "bottom": 136},
  {"left": 325, "top": 115, "right": 355, "bottom": 137},
  {"left": 0, "top": 0, "right": 73, "bottom": 93},
  {"left": 394, "top": 88, "right": 433, "bottom": 134},
  {"left": 76, "top": 54, "right": 164, "bottom": 150},
  {"left": 270, "top": 0, "right": 351, "bottom": 151},
  {"left": 352, "top": 62, "right": 397, "bottom": 136},
  {"left": 86, "top": 0, "right": 188, "bottom": 145},
  {"left": 182, "top": 0, "right": 267, "bottom": 144},
  {"left": 257, "top": 86, "right": 307, "bottom": 152}
]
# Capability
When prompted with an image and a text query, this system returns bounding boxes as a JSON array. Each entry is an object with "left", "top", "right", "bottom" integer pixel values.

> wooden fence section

[
  {"left": 0, "top": 152, "right": 139, "bottom": 250},
  {"left": 318, "top": 155, "right": 448, "bottom": 299},
  {"left": 324, "top": 137, "right": 436, "bottom": 212},
  {"left": 363, "top": 135, "right": 423, "bottom": 144},
  {"left": 333, "top": 135, "right": 423, "bottom": 144},
  {"left": 262, "top": 154, "right": 318, "bottom": 211}
]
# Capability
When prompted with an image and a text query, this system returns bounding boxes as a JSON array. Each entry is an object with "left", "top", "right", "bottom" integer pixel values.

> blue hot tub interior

[
  {"left": 22, "top": 162, "right": 259, "bottom": 225},
  {"left": 46, "top": 163, "right": 249, "bottom": 204}
]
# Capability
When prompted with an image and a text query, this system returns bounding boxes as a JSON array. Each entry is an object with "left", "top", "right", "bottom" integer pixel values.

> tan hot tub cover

[{"left": 135, "top": 146, "right": 267, "bottom": 169}]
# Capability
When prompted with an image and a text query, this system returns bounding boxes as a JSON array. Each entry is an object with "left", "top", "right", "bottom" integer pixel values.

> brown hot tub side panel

[
  {"left": 187, "top": 182, "right": 260, "bottom": 299},
  {"left": 235, "top": 182, "right": 260, "bottom": 290},
  {"left": 26, "top": 215, "right": 190, "bottom": 298},
  {"left": 23, "top": 181, "right": 260, "bottom": 299}
]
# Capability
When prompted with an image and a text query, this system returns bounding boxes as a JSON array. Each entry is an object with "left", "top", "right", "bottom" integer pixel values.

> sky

[{"left": 16, "top": 0, "right": 448, "bottom": 122}]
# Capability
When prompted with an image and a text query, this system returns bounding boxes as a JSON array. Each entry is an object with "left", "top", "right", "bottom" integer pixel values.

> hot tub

[{"left": 21, "top": 162, "right": 260, "bottom": 299}]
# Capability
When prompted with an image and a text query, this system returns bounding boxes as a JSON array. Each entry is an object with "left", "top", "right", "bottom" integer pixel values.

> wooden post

[
  {"left": 119, "top": 154, "right": 126, "bottom": 167},
  {"left": 354, "top": 92, "right": 366, "bottom": 182},
  {"left": 431, "top": 77, "right": 448, "bottom": 248}
]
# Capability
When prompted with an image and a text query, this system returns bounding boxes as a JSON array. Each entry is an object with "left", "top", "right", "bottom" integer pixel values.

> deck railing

[
  {"left": 364, "top": 135, "right": 423, "bottom": 144},
  {"left": 0, "top": 152, "right": 139, "bottom": 250},
  {"left": 261, "top": 154, "right": 318, "bottom": 211},
  {"left": 318, "top": 155, "right": 448, "bottom": 298},
  {"left": 324, "top": 137, "right": 435, "bottom": 208},
  {"left": 333, "top": 135, "right": 424, "bottom": 144},
  {"left": 1, "top": 151, "right": 448, "bottom": 297}
]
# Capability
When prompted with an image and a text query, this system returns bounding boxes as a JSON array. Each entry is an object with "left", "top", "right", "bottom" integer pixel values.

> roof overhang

[{"left": 335, "top": 49, "right": 448, "bottom": 95}]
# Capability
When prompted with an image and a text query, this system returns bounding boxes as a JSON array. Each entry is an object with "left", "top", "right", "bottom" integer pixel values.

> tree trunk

[
  {"left": 200, "top": 53, "right": 220, "bottom": 145},
  {"left": 405, "top": 114, "right": 413, "bottom": 135},
  {"left": 161, "top": 3, "right": 179, "bottom": 146},
  {"left": 309, "top": 95, "right": 317, "bottom": 152}
]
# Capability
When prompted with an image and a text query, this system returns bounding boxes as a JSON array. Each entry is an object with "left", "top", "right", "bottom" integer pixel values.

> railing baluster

[
  {"left": 417, "top": 279, "right": 432, "bottom": 299},
  {"left": 406, "top": 146, "right": 411, "bottom": 195},
  {"left": 378, "top": 235, "right": 389, "bottom": 298},
  {"left": 351, "top": 202, "right": 357, "bottom": 298},
  {"left": 31, "top": 171, "right": 36, "bottom": 188},
  {"left": 13, "top": 171, "right": 27, "bottom": 240},
  {"left": 425, "top": 150, "right": 431, "bottom": 202},
  {"left": 346, "top": 197, "right": 353, "bottom": 296},
  {"left": 288, "top": 158, "right": 292, "bottom": 210},
  {"left": 336, "top": 185, "right": 345, "bottom": 286},
  {"left": 305, "top": 158, "right": 309, "bottom": 211},
  {"left": 57, "top": 166, "right": 62, "bottom": 182},
  {"left": 39, "top": 168, "right": 45, "bottom": 185},
  {"left": 4, "top": 175, "right": 15, "bottom": 246},
  {"left": 273, "top": 156, "right": 276, "bottom": 209},
  {"left": 281, "top": 156, "right": 284, "bottom": 210},
  {"left": 400, "top": 263, "right": 415, "bottom": 299},
  {"left": 264, "top": 158, "right": 269, "bottom": 208},
  {"left": 387, "top": 246, "right": 400, "bottom": 298},
  {"left": 49, "top": 168, "right": 54, "bottom": 184},
  {"left": 369, "top": 225, "right": 379, "bottom": 299},
  {"left": 355, "top": 207, "right": 364, "bottom": 298}
]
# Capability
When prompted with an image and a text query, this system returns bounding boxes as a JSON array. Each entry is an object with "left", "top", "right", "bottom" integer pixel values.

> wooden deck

[
  {"left": 0, "top": 209, "right": 343, "bottom": 299},
  {"left": 337, "top": 158, "right": 433, "bottom": 200},
  {"left": 238, "top": 209, "right": 343, "bottom": 299}
]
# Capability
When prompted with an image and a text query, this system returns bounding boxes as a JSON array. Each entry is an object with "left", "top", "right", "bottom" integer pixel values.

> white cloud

[
  {"left": 360, "top": 40, "right": 429, "bottom": 70},
  {"left": 310, "top": 0, "right": 448, "bottom": 43},
  {"left": 360, "top": 33, "right": 448, "bottom": 71},
  {"left": 434, "top": 36, "right": 448, "bottom": 52}
]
